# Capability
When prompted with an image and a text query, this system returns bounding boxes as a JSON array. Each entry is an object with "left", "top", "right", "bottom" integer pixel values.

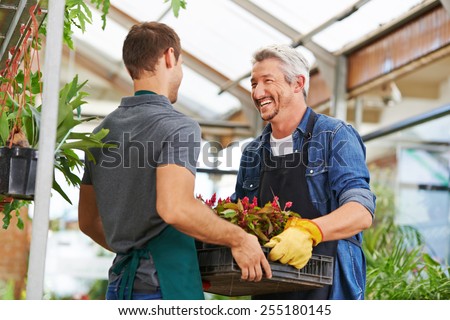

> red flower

[{"left": 284, "top": 201, "right": 293, "bottom": 210}]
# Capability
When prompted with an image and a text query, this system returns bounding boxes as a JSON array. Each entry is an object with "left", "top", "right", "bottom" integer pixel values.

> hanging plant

[{"left": 0, "top": 4, "right": 111, "bottom": 229}]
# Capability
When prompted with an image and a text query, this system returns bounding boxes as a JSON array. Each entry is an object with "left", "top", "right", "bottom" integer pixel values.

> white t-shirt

[{"left": 270, "top": 133, "right": 294, "bottom": 156}]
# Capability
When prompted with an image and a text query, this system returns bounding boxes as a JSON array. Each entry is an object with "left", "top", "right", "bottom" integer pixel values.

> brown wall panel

[
  {"left": 347, "top": 6, "right": 450, "bottom": 90},
  {"left": 307, "top": 71, "right": 331, "bottom": 107}
]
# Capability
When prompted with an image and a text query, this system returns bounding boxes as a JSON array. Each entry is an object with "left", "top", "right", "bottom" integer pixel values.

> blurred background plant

[
  {"left": 363, "top": 167, "right": 450, "bottom": 299},
  {"left": 0, "top": 280, "right": 22, "bottom": 300}
]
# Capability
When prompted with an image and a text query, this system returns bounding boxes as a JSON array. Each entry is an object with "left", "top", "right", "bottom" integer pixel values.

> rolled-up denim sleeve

[
  {"left": 328, "top": 123, "right": 376, "bottom": 217},
  {"left": 339, "top": 188, "right": 376, "bottom": 217}
]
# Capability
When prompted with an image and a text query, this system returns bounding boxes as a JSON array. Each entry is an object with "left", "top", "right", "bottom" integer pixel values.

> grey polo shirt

[{"left": 81, "top": 94, "right": 201, "bottom": 292}]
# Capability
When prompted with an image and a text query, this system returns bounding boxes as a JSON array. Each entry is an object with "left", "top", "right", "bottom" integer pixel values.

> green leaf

[
  {"left": 1, "top": 199, "right": 28, "bottom": 230},
  {"left": 253, "top": 227, "right": 269, "bottom": 243},
  {"left": 80, "top": 1, "right": 93, "bottom": 22},
  {"left": 422, "top": 253, "right": 440, "bottom": 267},
  {"left": 165, "top": 0, "right": 187, "bottom": 18},
  {"left": 15, "top": 210, "right": 24, "bottom": 230},
  {"left": 2, "top": 210, "right": 12, "bottom": 229},
  {"left": 222, "top": 202, "right": 239, "bottom": 210},
  {"left": 28, "top": 105, "right": 41, "bottom": 146},
  {"left": 237, "top": 198, "right": 244, "bottom": 212},
  {"left": 15, "top": 70, "right": 24, "bottom": 85},
  {"left": 30, "top": 71, "right": 43, "bottom": 94},
  {"left": 52, "top": 178, "right": 73, "bottom": 205},
  {"left": 256, "top": 205, "right": 274, "bottom": 214},
  {"left": 221, "top": 209, "right": 237, "bottom": 219},
  {"left": 0, "top": 111, "right": 9, "bottom": 145}
]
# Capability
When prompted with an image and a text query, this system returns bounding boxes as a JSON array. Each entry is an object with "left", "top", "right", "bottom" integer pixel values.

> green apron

[{"left": 111, "top": 225, "right": 204, "bottom": 300}]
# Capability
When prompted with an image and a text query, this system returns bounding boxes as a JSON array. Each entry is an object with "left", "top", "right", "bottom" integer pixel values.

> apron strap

[
  {"left": 111, "top": 225, "right": 204, "bottom": 300},
  {"left": 344, "top": 236, "right": 362, "bottom": 247},
  {"left": 111, "top": 243, "right": 153, "bottom": 300},
  {"left": 302, "top": 108, "right": 316, "bottom": 166}
]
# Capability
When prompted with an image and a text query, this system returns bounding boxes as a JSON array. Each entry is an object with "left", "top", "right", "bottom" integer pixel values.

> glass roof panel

[
  {"left": 312, "top": 0, "right": 424, "bottom": 52},
  {"left": 249, "top": 0, "right": 357, "bottom": 34},
  {"left": 179, "top": 66, "right": 240, "bottom": 117},
  {"left": 71, "top": 0, "right": 429, "bottom": 121},
  {"left": 110, "top": 0, "right": 170, "bottom": 22},
  {"left": 161, "top": 0, "right": 291, "bottom": 79},
  {"left": 72, "top": 8, "right": 127, "bottom": 62}
]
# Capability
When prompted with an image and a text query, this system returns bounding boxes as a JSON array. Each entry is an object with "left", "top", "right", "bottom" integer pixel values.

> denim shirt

[{"left": 232, "top": 108, "right": 376, "bottom": 300}]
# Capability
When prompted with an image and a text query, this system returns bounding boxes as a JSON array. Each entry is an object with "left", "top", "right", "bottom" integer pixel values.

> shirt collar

[
  {"left": 134, "top": 90, "right": 157, "bottom": 96},
  {"left": 260, "top": 107, "right": 312, "bottom": 145}
]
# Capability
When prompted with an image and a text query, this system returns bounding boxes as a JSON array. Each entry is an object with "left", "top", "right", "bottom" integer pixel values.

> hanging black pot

[{"left": 0, "top": 146, "right": 38, "bottom": 200}]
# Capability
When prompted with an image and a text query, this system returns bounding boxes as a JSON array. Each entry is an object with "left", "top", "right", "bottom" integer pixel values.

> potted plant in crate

[
  {"left": 196, "top": 193, "right": 334, "bottom": 297},
  {"left": 0, "top": 6, "right": 109, "bottom": 229},
  {"left": 198, "top": 193, "right": 300, "bottom": 244}
]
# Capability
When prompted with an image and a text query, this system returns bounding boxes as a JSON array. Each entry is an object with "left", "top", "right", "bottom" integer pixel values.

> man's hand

[
  {"left": 231, "top": 233, "right": 272, "bottom": 282},
  {"left": 264, "top": 218, "right": 322, "bottom": 269}
]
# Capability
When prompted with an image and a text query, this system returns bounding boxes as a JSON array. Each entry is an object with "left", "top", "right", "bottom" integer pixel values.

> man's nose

[{"left": 252, "top": 83, "right": 265, "bottom": 99}]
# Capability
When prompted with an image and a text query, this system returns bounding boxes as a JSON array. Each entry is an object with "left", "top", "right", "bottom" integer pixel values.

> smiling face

[{"left": 250, "top": 58, "right": 298, "bottom": 122}]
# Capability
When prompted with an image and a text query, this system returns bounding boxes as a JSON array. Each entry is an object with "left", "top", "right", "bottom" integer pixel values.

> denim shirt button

[
  {"left": 250, "top": 184, "right": 253, "bottom": 187},
  {"left": 310, "top": 170, "right": 313, "bottom": 174}
]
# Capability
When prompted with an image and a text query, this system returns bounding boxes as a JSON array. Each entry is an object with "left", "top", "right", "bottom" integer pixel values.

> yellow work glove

[{"left": 264, "top": 217, "right": 323, "bottom": 269}]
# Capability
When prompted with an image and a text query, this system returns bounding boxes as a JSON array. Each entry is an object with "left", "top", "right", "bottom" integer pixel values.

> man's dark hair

[{"left": 122, "top": 22, "right": 181, "bottom": 80}]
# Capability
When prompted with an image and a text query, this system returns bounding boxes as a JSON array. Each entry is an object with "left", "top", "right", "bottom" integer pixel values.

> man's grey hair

[{"left": 252, "top": 44, "right": 311, "bottom": 100}]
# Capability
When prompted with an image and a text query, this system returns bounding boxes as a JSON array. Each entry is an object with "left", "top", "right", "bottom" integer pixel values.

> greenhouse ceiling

[{"left": 1, "top": 0, "right": 446, "bottom": 141}]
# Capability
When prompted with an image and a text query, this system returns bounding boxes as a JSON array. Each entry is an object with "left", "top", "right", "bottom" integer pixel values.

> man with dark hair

[
  {"left": 78, "top": 22, "right": 271, "bottom": 300},
  {"left": 233, "top": 44, "right": 376, "bottom": 300}
]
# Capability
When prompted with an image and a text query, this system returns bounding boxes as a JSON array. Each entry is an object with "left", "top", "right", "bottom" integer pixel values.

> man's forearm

[
  {"left": 313, "top": 202, "right": 372, "bottom": 242},
  {"left": 160, "top": 197, "right": 247, "bottom": 248}
]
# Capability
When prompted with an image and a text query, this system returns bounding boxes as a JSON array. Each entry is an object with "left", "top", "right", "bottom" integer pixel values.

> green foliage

[
  {"left": 51, "top": 76, "right": 111, "bottom": 204},
  {"left": 0, "top": 280, "right": 16, "bottom": 300},
  {"left": 0, "top": 70, "right": 42, "bottom": 146},
  {"left": 1, "top": 1, "right": 112, "bottom": 231},
  {"left": 1, "top": 75, "right": 110, "bottom": 228},
  {"left": 165, "top": 0, "right": 187, "bottom": 17},
  {"left": 363, "top": 181, "right": 450, "bottom": 299},
  {"left": 87, "top": 279, "right": 108, "bottom": 300},
  {"left": 39, "top": 1, "right": 110, "bottom": 50},
  {"left": 87, "top": 0, "right": 110, "bottom": 30},
  {"left": 201, "top": 194, "right": 300, "bottom": 244},
  {"left": 0, "top": 196, "right": 30, "bottom": 230}
]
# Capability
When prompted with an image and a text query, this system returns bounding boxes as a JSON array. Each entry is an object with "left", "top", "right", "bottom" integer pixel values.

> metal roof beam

[
  {"left": 181, "top": 52, "right": 259, "bottom": 133},
  {"left": 220, "top": 0, "right": 371, "bottom": 95},
  {"left": 291, "top": 0, "right": 371, "bottom": 47},
  {"left": 62, "top": 45, "right": 131, "bottom": 94},
  {"left": 439, "top": 0, "right": 450, "bottom": 14},
  {"left": 0, "top": 0, "right": 27, "bottom": 61},
  {"left": 230, "top": 0, "right": 336, "bottom": 67}
]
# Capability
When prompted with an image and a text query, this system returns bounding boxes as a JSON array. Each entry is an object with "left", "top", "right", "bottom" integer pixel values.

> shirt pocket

[
  {"left": 242, "top": 178, "right": 259, "bottom": 192},
  {"left": 305, "top": 164, "right": 330, "bottom": 204}
]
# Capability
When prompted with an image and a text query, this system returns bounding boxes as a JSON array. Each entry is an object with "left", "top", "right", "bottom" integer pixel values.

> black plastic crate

[{"left": 197, "top": 246, "right": 333, "bottom": 297}]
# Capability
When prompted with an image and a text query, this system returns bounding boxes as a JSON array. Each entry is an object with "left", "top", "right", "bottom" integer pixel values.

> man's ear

[
  {"left": 293, "top": 75, "right": 306, "bottom": 94},
  {"left": 164, "top": 47, "right": 175, "bottom": 68}
]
